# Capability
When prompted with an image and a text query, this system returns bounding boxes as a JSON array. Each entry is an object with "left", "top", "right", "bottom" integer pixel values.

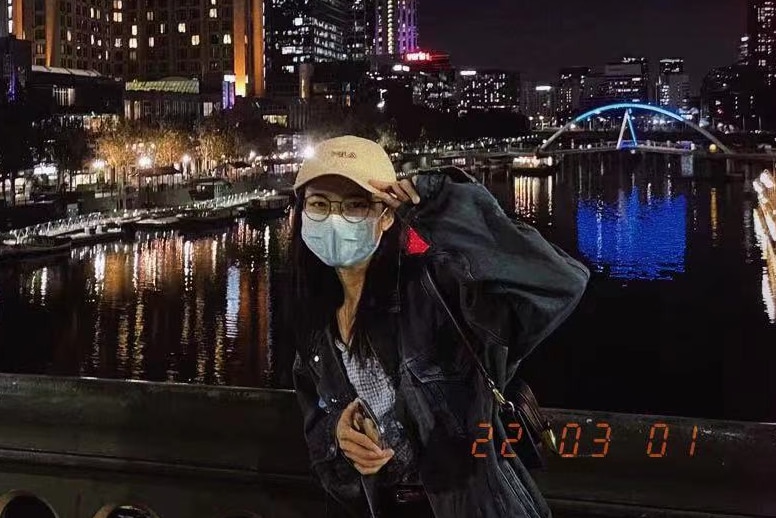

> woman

[{"left": 290, "top": 135, "right": 589, "bottom": 518}]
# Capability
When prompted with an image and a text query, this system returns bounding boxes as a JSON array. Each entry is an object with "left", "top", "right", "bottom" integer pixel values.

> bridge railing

[{"left": 0, "top": 373, "right": 772, "bottom": 518}]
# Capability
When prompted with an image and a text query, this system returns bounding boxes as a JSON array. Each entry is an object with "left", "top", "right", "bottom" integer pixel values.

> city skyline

[{"left": 421, "top": 0, "right": 744, "bottom": 91}]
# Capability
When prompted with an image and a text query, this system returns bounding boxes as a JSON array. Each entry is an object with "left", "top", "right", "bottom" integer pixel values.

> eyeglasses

[{"left": 303, "top": 194, "right": 384, "bottom": 223}]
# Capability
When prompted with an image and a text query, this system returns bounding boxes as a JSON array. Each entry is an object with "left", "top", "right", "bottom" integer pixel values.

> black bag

[{"left": 420, "top": 265, "right": 559, "bottom": 469}]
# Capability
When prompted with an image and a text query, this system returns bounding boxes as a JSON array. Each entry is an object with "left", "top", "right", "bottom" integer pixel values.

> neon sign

[{"left": 405, "top": 51, "right": 432, "bottom": 62}]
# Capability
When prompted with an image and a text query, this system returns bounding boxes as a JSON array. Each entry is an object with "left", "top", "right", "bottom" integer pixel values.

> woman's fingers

[
  {"left": 340, "top": 425, "right": 384, "bottom": 454},
  {"left": 399, "top": 179, "right": 421, "bottom": 204},
  {"left": 371, "top": 190, "right": 402, "bottom": 209},
  {"left": 368, "top": 179, "right": 421, "bottom": 205},
  {"left": 339, "top": 438, "right": 386, "bottom": 461},
  {"left": 352, "top": 450, "right": 394, "bottom": 475}
]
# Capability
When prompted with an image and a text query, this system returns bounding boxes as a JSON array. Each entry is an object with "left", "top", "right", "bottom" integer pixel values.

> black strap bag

[{"left": 420, "top": 265, "right": 559, "bottom": 469}]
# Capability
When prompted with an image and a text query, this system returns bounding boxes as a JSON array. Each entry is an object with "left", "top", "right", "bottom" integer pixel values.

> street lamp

[{"left": 139, "top": 156, "right": 153, "bottom": 169}]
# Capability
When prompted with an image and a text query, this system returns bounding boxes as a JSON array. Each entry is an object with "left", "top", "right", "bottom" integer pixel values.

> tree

[
  {"left": 49, "top": 125, "right": 91, "bottom": 190},
  {"left": 95, "top": 122, "right": 137, "bottom": 208},
  {"left": 150, "top": 126, "right": 189, "bottom": 167},
  {"left": 196, "top": 114, "right": 235, "bottom": 174}
]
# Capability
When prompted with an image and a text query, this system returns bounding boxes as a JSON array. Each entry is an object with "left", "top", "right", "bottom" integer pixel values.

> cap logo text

[{"left": 331, "top": 151, "right": 357, "bottom": 159}]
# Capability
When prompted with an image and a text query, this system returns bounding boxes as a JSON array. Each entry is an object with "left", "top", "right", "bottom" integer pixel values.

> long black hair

[{"left": 287, "top": 189, "right": 403, "bottom": 364}]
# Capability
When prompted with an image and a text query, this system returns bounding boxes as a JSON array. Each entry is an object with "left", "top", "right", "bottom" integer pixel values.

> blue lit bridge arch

[{"left": 537, "top": 102, "right": 732, "bottom": 155}]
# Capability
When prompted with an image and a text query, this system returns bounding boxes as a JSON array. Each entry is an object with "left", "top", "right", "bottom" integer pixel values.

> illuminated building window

[
  {"left": 129, "top": 37, "right": 137, "bottom": 48},
  {"left": 114, "top": 38, "right": 122, "bottom": 47},
  {"left": 148, "top": 36, "right": 154, "bottom": 47},
  {"left": 147, "top": 11, "right": 153, "bottom": 20},
  {"left": 178, "top": 23, "right": 186, "bottom": 33},
  {"left": 130, "top": 50, "right": 137, "bottom": 60},
  {"left": 113, "top": 12, "right": 122, "bottom": 22},
  {"left": 131, "top": 25, "right": 137, "bottom": 35},
  {"left": 66, "top": 30, "right": 72, "bottom": 41},
  {"left": 160, "top": 23, "right": 166, "bottom": 34},
  {"left": 191, "top": 34, "right": 200, "bottom": 45},
  {"left": 223, "top": 33, "right": 231, "bottom": 44},
  {"left": 113, "top": 0, "right": 122, "bottom": 8},
  {"left": 209, "top": 8, "right": 217, "bottom": 18},
  {"left": 211, "top": 0, "right": 217, "bottom": 4}
]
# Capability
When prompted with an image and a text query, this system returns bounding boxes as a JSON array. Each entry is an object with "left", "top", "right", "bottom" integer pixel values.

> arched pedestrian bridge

[{"left": 536, "top": 102, "right": 734, "bottom": 156}]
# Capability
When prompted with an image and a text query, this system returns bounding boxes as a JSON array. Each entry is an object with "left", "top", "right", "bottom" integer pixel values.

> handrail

[{"left": 5, "top": 189, "right": 282, "bottom": 243}]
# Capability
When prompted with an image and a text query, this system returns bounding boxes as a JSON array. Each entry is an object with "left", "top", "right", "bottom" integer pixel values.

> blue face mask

[{"left": 301, "top": 212, "right": 385, "bottom": 268}]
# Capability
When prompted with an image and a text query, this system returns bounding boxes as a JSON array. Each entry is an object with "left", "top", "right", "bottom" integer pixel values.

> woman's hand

[
  {"left": 369, "top": 178, "right": 420, "bottom": 209},
  {"left": 335, "top": 400, "right": 394, "bottom": 475}
]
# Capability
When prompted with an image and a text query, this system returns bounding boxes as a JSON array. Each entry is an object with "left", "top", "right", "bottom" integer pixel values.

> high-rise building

[
  {"left": 374, "top": 0, "right": 418, "bottom": 56},
  {"left": 521, "top": 81, "right": 554, "bottom": 127},
  {"left": 265, "top": 0, "right": 348, "bottom": 98},
  {"left": 587, "top": 57, "right": 650, "bottom": 106},
  {"left": 739, "top": 35, "right": 751, "bottom": 64},
  {"left": 11, "top": 0, "right": 266, "bottom": 98},
  {"left": 0, "top": 35, "right": 31, "bottom": 102},
  {"left": 702, "top": 64, "right": 769, "bottom": 131},
  {"left": 457, "top": 69, "right": 520, "bottom": 113},
  {"left": 404, "top": 50, "right": 455, "bottom": 112},
  {"left": 1, "top": 0, "right": 8, "bottom": 38},
  {"left": 347, "top": 0, "right": 375, "bottom": 60},
  {"left": 657, "top": 58, "right": 690, "bottom": 110},
  {"left": 748, "top": 0, "right": 776, "bottom": 84},
  {"left": 556, "top": 66, "right": 590, "bottom": 122},
  {"left": 659, "top": 58, "right": 684, "bottom": 75}
]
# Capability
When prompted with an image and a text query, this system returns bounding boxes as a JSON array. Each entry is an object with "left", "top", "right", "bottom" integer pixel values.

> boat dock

[{"left": 0, "top": 190, "right": 291, "bottom": 263}]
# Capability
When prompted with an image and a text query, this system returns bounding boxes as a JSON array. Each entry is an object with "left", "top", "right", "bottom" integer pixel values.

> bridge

[
  {"left": 545, "top": 139, "right": 708, "bottom": 156},
  {"left": 537, "top": 102, "right": 734, "bottom": 156}
]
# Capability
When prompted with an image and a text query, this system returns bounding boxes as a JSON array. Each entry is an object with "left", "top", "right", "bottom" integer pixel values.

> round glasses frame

[{"left": 303, "top": 195, "right": 385, "bottom": 223}]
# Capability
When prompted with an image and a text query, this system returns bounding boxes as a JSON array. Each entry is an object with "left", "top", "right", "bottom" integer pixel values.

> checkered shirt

[{"left": 334, "top": 338, "right": 418, "bottom": 485}]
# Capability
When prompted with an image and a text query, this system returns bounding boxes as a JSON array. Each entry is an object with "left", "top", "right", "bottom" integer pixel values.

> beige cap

[{"left": 293, "top": 135, "right": 397, "bottom": 194}]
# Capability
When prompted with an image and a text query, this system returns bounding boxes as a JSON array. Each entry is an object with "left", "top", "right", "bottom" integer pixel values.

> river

[{"left": 1, "top": 161, "right": 774, "bottom": 422}]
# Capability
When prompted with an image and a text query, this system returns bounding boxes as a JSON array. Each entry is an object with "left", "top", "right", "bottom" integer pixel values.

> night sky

[{"left": 420, "top": 0, "right": 745, "bottom": 93}]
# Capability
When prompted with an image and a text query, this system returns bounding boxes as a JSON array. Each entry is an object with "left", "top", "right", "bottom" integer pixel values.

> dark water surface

[{"left": 2, "top": 161, "right": 775, "bottom": 422}]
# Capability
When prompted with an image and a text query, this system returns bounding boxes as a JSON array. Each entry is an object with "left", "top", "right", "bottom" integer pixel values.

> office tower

[
  {"left": 347, "top": 0, "right": 375, "bottom": 60},
  {"left": 374, "top": 0, "right": 418, "bottom": 56},
  {"left": 457, "top": 69, "right": 520, "bottom": 113},
  {"left": 265, "top": 0, "right": 348, "bottom": 97},
  {"left": 748, "top": 0, "right": 776, "bottom": 84},
  {"left": 1, "top": 0, "right": 8, "bottom": 38},
  {"left": 13, "top": 0, "right": 266, "bottom": 97},
  {"left": 657, "top": 59, "right": 689, "bottom": 110},
  {"left": 589, "top": 56, "right": 650, "bottom": 106},
  {"left": 556, "top": 66, "right": 590, "bottom": 121},
  {"left": 659, "top": 58, "right": 684, "bottom": 75},
  {"left": 739, "top": 35, "right": 751, "bottom": 64}
]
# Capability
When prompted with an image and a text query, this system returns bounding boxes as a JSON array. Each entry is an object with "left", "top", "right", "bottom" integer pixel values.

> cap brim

[{"left": 293, "top": 172, "right": 380, "bottom": 195}]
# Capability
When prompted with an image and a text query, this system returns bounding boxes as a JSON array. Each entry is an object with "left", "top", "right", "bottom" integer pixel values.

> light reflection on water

[
  {"left": 2, "top": 166, "right": 776, "bottom": 420},
  {"left": 499, "top": 161, "right": 776, "bottom": 421},
  {"left": 0, "top": 218, "right": 292, "bottom": 388}
]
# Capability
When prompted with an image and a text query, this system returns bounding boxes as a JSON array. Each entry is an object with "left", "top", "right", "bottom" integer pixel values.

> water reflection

[
  {"left": 3, "top": 166, "right": 776, "bottom": 421},
  {"left": 577, "top": 182, "right": 687, "bottom": 280},
  {"left": 0, "top": 218, "right": 291, "bottom": 388},
  {"left": 753, "top": 208, "right": 776, "bottom": 323}
]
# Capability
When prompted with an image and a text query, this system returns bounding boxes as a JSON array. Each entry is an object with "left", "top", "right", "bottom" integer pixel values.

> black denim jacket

[{"left": 292, "top": 169, "right": 590, "bottom": 518}]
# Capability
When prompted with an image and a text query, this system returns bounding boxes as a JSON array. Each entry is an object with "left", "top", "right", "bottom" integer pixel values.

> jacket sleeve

[
  {"left": 399, "top": 169, "right": 590, "bottom": 365},
  {"left": 292, "top": 354, "right": 366, "bottom": 516}
]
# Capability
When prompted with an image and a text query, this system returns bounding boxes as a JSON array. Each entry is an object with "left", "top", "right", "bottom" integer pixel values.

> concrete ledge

[{"left": 0, "top": 374, "right": 773, "bottom": 517}]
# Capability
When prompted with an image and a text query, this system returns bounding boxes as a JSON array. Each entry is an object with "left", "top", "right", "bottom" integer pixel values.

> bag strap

[{"left": 420, "top": 265, "right": 514, "bottom": 412}]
